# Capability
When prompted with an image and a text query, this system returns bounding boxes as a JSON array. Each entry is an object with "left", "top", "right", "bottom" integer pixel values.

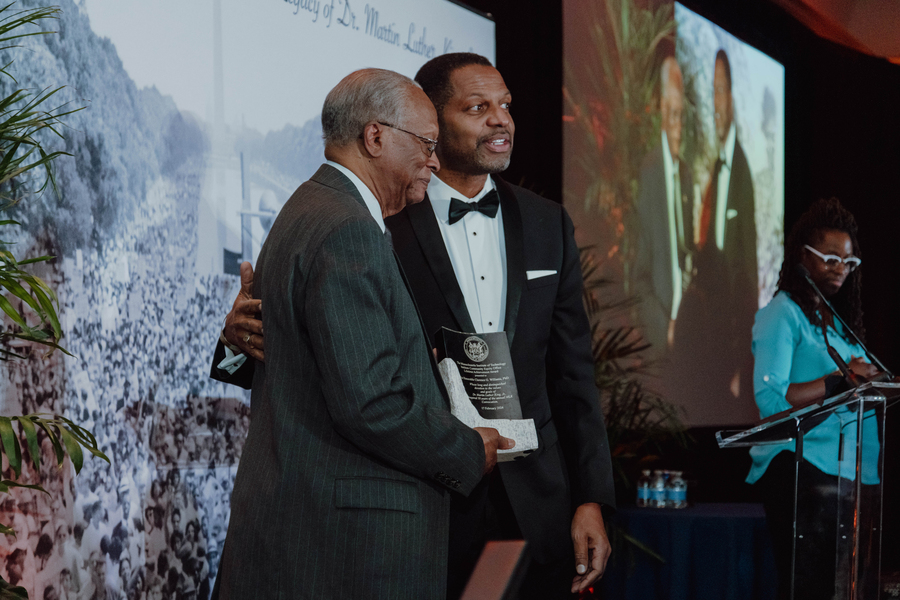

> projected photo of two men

[{"left": 564, "top": 1, "right": 785, "bottom": 427}]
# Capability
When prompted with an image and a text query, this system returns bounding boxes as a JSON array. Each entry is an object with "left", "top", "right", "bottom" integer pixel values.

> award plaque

[
  {"left": 435, "top": 327, "right": 522, "bottom": 419},
  {"left": 435, "top": 327, "right": 538, "bottom": 461}
]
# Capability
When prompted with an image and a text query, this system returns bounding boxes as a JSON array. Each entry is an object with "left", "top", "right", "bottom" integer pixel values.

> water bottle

[
  {"left": 666, "top": 470, "right": 688, "bottom": 509},
  {"left": 636, "top": 469, "right": 652, "bottom": 507},
  {"left": 650, "top": 470, "right": 667, "bottom": 508}
]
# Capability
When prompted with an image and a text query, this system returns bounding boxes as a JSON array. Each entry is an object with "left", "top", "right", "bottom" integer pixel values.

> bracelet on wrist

[{"left": 220, "top": 328, "right": 242, "bottom": 354}]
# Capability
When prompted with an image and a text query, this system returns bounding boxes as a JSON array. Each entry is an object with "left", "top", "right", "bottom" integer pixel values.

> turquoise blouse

[{"left": 746, "top": 291, "right": 880, "bottom": 485}]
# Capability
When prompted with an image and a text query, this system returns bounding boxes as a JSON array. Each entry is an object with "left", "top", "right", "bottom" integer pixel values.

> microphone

[
  {"left": 794, "top": 264, "right": 866, "bottom": 388},
  {"left": 794, "top": 264, "right": 893, "bottom": 379}
]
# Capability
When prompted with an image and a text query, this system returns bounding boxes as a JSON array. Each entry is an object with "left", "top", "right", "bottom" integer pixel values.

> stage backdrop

[
  {"left": 0, "top": 0, "right": 494, "bottom": 598},
  {"left": 563, "top": 0, "right": 784, "bottom": 427}
]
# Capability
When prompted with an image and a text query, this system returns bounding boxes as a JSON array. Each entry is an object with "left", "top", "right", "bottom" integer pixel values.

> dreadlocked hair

[{"left": 776, "top": 196, "right": 865, "bottom": 342}]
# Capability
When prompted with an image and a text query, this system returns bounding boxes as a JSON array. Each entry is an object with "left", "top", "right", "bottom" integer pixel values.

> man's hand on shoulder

[
  {"left": 224, "top": 261, "right": 266, "bottom": 362},
  {"left": 570, "top": 502, "right": 611, "bottom": 594},
  {"left": 473, "top": 427, "right": 515, "bottom": 476}
]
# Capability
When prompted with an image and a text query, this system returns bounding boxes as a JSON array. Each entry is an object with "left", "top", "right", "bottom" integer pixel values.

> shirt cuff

[
  {"left": 217, "top": 325, "right": 247, "bottom": 375},
  {"left": 217, "top": 345, "right": 247, "bottom": 375}
]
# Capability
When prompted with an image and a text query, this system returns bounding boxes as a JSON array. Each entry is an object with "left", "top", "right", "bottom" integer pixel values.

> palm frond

[
  {"left": 580, "top": 246, "right": 688, "bottom": 487},
  {"left": 0, "top": 5, "right": 102, "bottom": 552},
  {"left": 0, "top": 4, "right": 77, "bottom": 357}
]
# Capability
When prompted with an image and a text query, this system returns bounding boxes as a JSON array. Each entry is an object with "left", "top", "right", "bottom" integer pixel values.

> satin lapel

[
  {"left": 406, "top": 198, "right": 476, "bottom": 333},
  {"left": 494, "top": 176, "right": 524, "bottom": 346}
]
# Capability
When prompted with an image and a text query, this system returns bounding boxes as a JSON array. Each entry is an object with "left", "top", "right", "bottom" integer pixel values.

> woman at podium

[{"left": 746, "top": 197, "right": 883, "bottom": 599}]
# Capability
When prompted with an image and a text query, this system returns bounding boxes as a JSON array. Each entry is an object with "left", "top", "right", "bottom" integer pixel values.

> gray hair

[{"left": 322, "top": 68, "right": 420, "bottom": 147}]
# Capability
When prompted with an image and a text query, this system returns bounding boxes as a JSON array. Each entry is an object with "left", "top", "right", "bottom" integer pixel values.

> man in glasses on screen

[{"left": 635, "top": 56, "right": 695, "bottom": 360}]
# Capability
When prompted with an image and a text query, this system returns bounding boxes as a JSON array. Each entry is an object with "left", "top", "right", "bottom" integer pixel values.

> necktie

[
  {"left": 447, "top": 190, "right": 500, "bottom": 224},
  {"left": 698, "top": 158, "right": 724, "bottom": 250}
]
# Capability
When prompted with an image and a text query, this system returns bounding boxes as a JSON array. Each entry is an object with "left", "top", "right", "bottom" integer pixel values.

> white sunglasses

[{"left": 804, "top": 245, "right": 861, "bottom": 272}]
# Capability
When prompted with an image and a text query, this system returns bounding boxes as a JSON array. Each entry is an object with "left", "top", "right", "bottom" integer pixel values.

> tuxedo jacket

[
  {"left": 669, "top": 138, "right": 757, "bottom": 417},
  {"left": 634, "top": 143, "right": 695, "bottom": 355},
  {"left": 214, "top": 165, "right": 485, "bottom": 599},
  {"left": 689, "top": 138, "right": 758, "bottom": 333},
  {"left": 711, "top": 138, "right": 757, "bottom": 305},
  {"left": 384, "top": 175, "right": 616, "bottom": 565}
]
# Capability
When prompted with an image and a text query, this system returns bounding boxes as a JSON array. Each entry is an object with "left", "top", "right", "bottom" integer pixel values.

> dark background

[{"left": 465, "top": 0, "right": 900, "bottom": 571}]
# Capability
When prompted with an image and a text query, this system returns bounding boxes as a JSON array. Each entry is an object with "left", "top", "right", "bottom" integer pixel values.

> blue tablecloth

[{"left": 599, "top": 503, "right": 777, "bottom": 600}]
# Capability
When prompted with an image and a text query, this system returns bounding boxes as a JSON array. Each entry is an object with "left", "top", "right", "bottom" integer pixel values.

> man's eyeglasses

[
  {"left": 804, "top": 244, "right": 861, "bottom": 272},
  {"left": 378, "top": 122, "right": 438, "bottom": 157}
]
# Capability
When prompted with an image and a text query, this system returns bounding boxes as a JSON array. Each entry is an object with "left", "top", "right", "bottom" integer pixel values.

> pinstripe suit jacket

[{"left": 216, "top": 164, "right": 486, "bottom": 600}]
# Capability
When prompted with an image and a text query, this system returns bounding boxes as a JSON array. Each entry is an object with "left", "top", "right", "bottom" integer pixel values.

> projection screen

[{"left": 563, "top": 0, "right": 785, "bottom": 427}]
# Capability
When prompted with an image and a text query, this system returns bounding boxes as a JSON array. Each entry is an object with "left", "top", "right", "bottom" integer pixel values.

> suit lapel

[
  {"left": 494, "top": 176, "right": 524, "bottom": 346},
  {"left": 724, "top": 141, "right": 744, "bottom": 249},
  {"left": 404, "top": 177, "right": 523, "bottom": 345},
  {"left": 310, "top": 163, "right": 359, "bottom": 194},
  {"left": 405, "top": 199, "right": 476, "bottom": 333}
]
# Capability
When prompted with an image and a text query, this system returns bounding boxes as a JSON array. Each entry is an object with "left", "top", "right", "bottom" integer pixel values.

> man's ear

[{"left": 361, "top": 121, "right": 386, "bottom": 158}]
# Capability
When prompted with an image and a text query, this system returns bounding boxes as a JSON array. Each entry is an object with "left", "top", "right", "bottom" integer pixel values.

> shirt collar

[
  {"left": 661, "top": 130, "right": 678, "bottom": 177},
  {"left": 428, "top": 174, "right": 497, "bottom": 225},
  {"left": 325, "top": 160, "right": 385, "bottom": 233}
]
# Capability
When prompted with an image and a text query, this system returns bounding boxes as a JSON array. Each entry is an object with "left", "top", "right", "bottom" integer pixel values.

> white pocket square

[
  {"left": 726, "top": 208, "right": 739, "bottom": 220},
  {"left": 526, "top": 270, "right": 557, "bottom": 280}
]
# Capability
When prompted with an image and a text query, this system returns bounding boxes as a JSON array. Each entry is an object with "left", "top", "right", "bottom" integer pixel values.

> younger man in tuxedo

[{"left": 669, "top": 49, "right": 758, "bottom": 424}]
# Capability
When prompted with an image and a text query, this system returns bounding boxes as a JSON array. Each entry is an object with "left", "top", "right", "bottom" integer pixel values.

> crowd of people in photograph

[{"left": 2, "top": 166, "right": 250, "bottom": 599}]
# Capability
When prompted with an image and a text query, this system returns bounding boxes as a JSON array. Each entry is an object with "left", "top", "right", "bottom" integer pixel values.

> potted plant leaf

[{"left": 1, "top": 5, "right": 107, "bottom": 598}]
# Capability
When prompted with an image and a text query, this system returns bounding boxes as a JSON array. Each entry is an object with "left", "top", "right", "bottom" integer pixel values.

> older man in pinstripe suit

[{"left": 214, "top": 69, "right": 510, "bottom": 600}]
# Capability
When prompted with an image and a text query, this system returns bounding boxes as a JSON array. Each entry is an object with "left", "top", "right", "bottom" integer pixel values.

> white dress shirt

[
  {"left": 715, "top": 123, "right": 737, "bottom": 251},
  {"left": 662, "top": 131, "right": 684, "bottom": 320},
  {"left": 427, "top": 174, "right": 507, "bottom": 334},
  {"left": 218, "top": 161, "right": 386, "bottom": 373}
]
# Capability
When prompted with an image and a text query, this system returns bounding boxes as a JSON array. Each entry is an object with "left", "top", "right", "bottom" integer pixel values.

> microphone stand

[
  {"left": 795, "top": 264, "right": 871, "bottom": 389},
  {"left": 821, "top": 318, "right": 866, "bottom": 389},
  {"left": 804, "top": 271, "right": 893, "bottom": 378}
]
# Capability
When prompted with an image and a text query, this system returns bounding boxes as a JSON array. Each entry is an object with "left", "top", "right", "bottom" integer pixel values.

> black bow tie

[{"left": 447, "top": 190, "right": 500, "bottom": 225}]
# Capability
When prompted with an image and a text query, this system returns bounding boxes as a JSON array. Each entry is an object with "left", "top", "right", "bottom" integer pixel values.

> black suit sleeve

[
  {"left": 209, "top": 340, "right": 256, "bottom": 390},
  {"left": 633, "top": 149, "right": 670, "bottom": 355}
]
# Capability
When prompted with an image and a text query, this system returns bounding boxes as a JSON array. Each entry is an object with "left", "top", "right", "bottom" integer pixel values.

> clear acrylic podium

[{"left": 717, "top": 381, "right": 900, "bottom": 600}]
